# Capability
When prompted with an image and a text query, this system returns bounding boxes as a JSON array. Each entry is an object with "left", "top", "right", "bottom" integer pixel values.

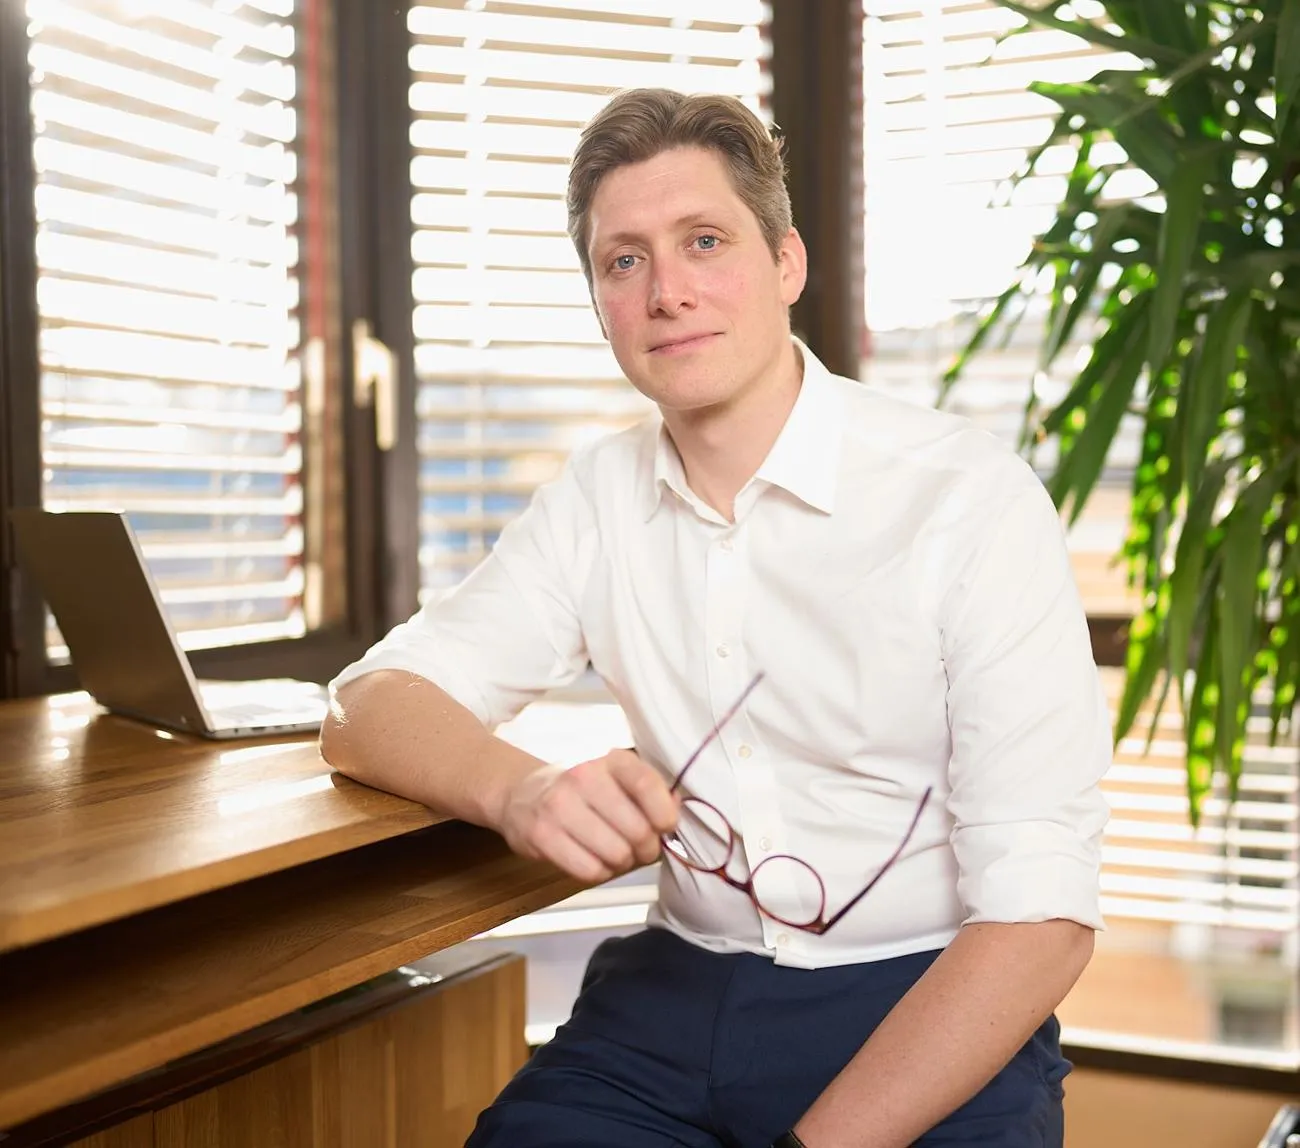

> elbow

[
  {"left": 317, "top": 711, "right": 346, "bottom": 769},
  {"left": 1073, "top": 918, "right": 1096, "bottom": 964},
  {"left": 1054, "top": 918, "right": 1096, "bottom": 985},
  {"left": 318, "top": 693, "right": 370, "bottom": 785}
]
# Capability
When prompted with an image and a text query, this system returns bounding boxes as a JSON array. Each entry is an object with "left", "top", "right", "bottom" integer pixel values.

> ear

[{"left": 777, "top": 227, "right": 808, "bottom": 307}]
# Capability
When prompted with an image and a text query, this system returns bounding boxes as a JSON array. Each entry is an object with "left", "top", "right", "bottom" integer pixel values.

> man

[{"left": 321, "top": 88, "right": 1110, "bottom": 1147}]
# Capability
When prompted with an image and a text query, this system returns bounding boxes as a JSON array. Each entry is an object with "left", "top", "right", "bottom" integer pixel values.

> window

[
  {"left": 861, "top": 0, "right": 1144, "bottom": 617},
  {"left": 860, "top": 1, "right": 1300, "bottom": 1067},
  {"left": 405, "top": 0, "right": 772, "bottom": 595},
  {"left": 7, "top": 0, "right": 361, "bottom": 687}
]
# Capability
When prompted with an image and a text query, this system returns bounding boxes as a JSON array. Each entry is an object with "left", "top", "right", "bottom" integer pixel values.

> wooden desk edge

[
  {"left": 0, "top": 821, "right": 584, "bottom": 1128},
  {"left": 0, "top": 799, "right": 444, "bottom": 956}
]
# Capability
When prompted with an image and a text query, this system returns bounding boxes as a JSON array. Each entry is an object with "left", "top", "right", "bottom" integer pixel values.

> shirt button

[
  {"left": 716, "top": 644, "right": 730, "bottom": 659},
  {"left": 776, "top": 932, "right": 790, "bottom": 947},
  {"left": 720, "top": 537, "right": 734, "bottom": 551},
  {"left": 759, "top": 835, "right": 772, "bottom": 851},
  {"left": 737, "top": 744, "right": 752, "bottom": 759}
]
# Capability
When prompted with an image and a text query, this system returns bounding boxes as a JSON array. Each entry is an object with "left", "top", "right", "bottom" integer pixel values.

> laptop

[{"left": 9, "top": 508, "right": 330, "bottom": 739}]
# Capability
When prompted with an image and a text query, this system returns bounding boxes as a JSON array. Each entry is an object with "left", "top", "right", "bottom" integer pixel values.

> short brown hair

[{"left": 567, "top": 88, "right": 791, "bottom": 285}]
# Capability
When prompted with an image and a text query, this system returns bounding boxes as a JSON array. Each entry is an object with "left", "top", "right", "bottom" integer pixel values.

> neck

[{"left": 661, "top": 339, "right": 803, "bottom": 522}]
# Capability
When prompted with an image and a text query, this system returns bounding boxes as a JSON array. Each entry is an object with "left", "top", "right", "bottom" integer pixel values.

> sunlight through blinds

[
  {"left": 26, "top": 0, "right": 308, "bottom": 651},
  {"left": 407, "top": 0, "right": 771, "bottom": 595},
  {"left": 1099, "top": 667, "right": 1299, "bottom": 938},
  {"left": 861, "top": 0, "right": 1147, "bottom": 615}
]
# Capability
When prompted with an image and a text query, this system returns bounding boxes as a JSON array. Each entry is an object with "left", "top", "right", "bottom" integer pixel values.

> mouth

[{"left": 648, "top": 332, "right": 721, "bottom": 354}]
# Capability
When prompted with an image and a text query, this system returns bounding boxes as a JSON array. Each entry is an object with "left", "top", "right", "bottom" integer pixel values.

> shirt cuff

[
  {"left": 953, "top": 820, "right": 1105, "bottom": 931},
  {"left": 328, "top": 649, "right": 493, "bottom": 727}
]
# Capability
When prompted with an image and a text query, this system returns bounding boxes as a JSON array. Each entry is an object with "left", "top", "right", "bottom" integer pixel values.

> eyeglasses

[{"left": 661, "top": 672, "right": 933, "bottom": 936}]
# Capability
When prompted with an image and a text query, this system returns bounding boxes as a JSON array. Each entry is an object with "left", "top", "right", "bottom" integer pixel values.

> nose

[{"left": 648, "top": 253, "right": 696, "bottom": 316}]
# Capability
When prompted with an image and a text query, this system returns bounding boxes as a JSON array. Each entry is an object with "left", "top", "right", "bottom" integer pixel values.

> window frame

[{"left": 335, "top": 0, "right": 421, "bottom": 635}]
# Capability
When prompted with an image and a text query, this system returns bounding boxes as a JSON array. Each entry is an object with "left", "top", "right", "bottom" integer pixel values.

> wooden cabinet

[
  {"left": 64, "top": 956, "right": 525, "bottom": 1148},
  {"left": 67, "top": 1121, "right": 154, "bottom": 1148}
]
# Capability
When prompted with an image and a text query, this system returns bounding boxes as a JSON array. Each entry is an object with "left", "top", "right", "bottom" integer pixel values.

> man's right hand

[{"left": 495, "top": 748, "right": 680, "bottom": 884}]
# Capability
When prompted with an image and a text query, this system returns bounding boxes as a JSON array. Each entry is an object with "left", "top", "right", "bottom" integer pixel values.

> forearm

[
  {"left": 793, "top": 919, "right": 1095, "bottom": 1148},
  {"left": 320, "top": 670, "right": 543, "bottom": 830}
]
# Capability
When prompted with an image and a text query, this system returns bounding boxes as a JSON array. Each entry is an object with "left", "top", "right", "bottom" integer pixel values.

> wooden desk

[{"left": 0, "top": 694, "right": 582, "bottom": 1136}]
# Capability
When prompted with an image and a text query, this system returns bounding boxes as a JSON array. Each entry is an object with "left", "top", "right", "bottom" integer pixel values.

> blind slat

[
  {"left": 409, "top": 43, "right": 763, "bottom": 94},
  {"left": 29, "top": 44, "right": 295, "bottom": 139},
  {"left": 29, "top": 0, "right": 296, "bottom": 99},
  {"left": 410, "top": 7, "right": 763, "bottom": 60}
]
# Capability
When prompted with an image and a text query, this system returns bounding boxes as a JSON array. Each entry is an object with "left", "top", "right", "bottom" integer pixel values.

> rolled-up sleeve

[
  {"left": 328, "top": 458, "right": 595, "bottom": 729},
  {"left": 938, "top": 462, "right": 1111, "bottom": 930}
]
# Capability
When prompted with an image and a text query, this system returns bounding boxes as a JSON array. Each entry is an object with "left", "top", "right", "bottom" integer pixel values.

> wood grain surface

[
  {"left": 150, "top": 957, "right": 527, "bottom": 1148},
  {"left": 67, "top": 1116, "right": 154, "bottom": 1148},
  {"left": 0, "top": 820, "right": 581, "bottom": 1129},
  {"left": 0, "top": 694, "right": 440, "bottom": 953}
]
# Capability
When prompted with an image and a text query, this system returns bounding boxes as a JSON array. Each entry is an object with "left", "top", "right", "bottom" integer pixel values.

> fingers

[
  {"left": 605, "top": 749, "right": 680, "bottom": 835},
  {"left": 499, "top": 750, "right": 677, "bottom": 885},
  {"left": 528, "top": 819, "right": 618, "bottom": 886},
  {"left": 570, "top": 758, "right": 665, "bottom": 867}
]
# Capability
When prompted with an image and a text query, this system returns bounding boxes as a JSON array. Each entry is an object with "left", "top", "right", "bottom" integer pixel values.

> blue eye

[
  {"left": 696, "top": 235, "right": 719, "bottom": 250},
  {"left": 614, "top": 254, "right": 637, "bottom": 271}
]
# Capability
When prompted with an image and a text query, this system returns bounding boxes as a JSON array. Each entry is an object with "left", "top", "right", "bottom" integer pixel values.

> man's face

[{"left": 585, "top": 146, "right": 806, "bottom": 414}]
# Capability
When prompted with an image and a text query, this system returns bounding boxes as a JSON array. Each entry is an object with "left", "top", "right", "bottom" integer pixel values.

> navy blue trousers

[{"left": 467, "top": 927, "right": 1069, "bottom": 1147}]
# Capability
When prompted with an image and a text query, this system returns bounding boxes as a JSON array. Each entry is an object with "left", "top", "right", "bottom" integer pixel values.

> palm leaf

[
  {"left": 1215, "top": 471, "right": 1282, "bottom": 792},
  {"left": 1032, "top": 79, "right": 1182, "bottom": 186},
  {"left": 939, "top": 279, "right": 1025, "bottom": 400},
  {"left": 1041, "top": 205, "right": 1134, "bottom": 371},
  {"left": 1181, "top": 289, "right": 1252, "bottom": 497},
  {"left": 994, "top": 0, "right": 1188, "bottom": 66},
  {"left": 1275, "top": 0, "right": 1300, "bottom": 141},
  {"left": 1042, "top": 289, "right": 1151, "bottom": 438},
  {"left": 1146, "top": 151, "right": 1212, "bottom": 376},
  {"left": 1184, "top": 614, "right": 1219, "bottom": 828},
  {"left": 1051, "top": 309, "right": 1148, "bottom": 524},
  {"left": 1167, "top": 460, "right": 1229, "bottom": 692},
  {"left": 1116, "top": 608, "right": 1166, "bottom": 747}
]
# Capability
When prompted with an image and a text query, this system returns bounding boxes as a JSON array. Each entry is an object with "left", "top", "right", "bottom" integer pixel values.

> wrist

[
  {"left": 481, "top": 753, "right": 555, "bottom": 834},
  {"left": 483, "top": 754, "right": 559, "bottom": 837}
]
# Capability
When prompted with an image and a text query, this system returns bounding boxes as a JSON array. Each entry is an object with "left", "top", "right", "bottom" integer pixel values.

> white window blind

[
  {"left": 861, "top": 0, "right": 1149, "bottom": 615},
  {"left": 26, "top": 0, "right": 309, "bottom": 651},
  {"left": 407, "top": 0, "right": 771, "bottom": 595},
  {"left": 1099, "top": 667, "right": 1298, "bottom": 938},
  {"left": 1076, "top": 667, "right": 1300, "bottom": 1054}
]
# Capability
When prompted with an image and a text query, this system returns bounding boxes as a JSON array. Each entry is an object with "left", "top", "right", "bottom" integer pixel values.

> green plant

[{"left": 943, "top": 0, "right": 1300, "bottom": 823}]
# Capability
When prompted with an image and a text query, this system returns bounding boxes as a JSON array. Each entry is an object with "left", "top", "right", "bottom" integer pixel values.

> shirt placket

[{"left": 703, "top": 518, "right": 805, "bottom": 962}]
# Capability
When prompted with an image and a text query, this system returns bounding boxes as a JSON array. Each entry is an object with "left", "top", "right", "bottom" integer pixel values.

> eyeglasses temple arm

[
  {"left": 669, "top": 670, "right": 766, "bottom": 795},
  {"left": 822, "top": 787, "right": 934, "bottom": 933}
]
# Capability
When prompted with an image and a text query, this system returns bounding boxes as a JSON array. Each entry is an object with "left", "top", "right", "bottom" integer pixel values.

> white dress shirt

[{"left": 331, "top": 341, "right": 1111, "bottom": 970}]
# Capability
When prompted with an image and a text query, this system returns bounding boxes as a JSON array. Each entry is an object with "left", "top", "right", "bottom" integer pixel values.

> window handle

[{"left": 351, "top": 319, "right": 398, "bottom": 451}]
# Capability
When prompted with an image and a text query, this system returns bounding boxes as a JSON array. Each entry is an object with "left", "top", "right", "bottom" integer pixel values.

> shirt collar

[
  {"left": 753, "top": 339, "right": 843, "bottom": 515},
  {"left": 639, "top": 419, "right": 706, "bottom": 523},
  {"left": 638, "top": 337, "right": 845, "bottom": 522}
]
